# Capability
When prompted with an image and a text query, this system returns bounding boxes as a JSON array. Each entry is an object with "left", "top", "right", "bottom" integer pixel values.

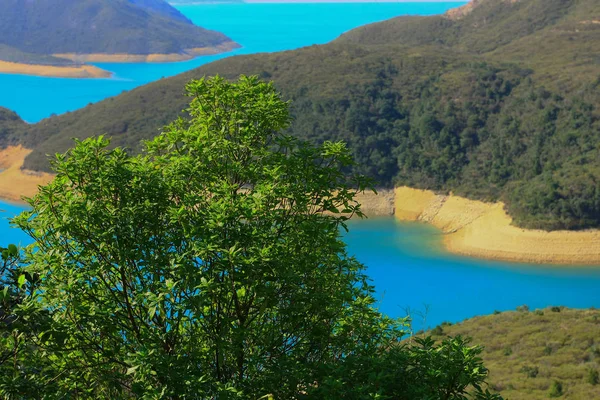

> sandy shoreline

[
  {"left": 393, "top": 187, "right": 600, "bottom": 265},
  {"left": 0, "top": 146, "right": 54, "bottom": 203},
  {"left": 53, "top": 41, "right": 240, "bottom": 63},
  {"left": 0, "top": 41, "right": 239, "bottom": 78},
  {"left": 0, "top": 60, "right": 111, "bottom": 78},
  {"left": 344, "top": 186, "right": 600, "bottom": 265}
]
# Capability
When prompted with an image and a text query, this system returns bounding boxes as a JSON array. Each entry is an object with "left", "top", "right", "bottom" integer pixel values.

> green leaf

[
  {"left": 7, "top": 244, "right": 18, "bottom": 256},
  {"left": 126, "top": 366, "right": 139, "bottom": 376}
]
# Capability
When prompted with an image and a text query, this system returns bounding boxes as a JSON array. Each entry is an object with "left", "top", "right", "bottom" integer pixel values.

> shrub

[
  {"left": 520, "top": 365, "right": 539, "bottom": 378},
  {"left": 516, "top": 305, "right": 530, "bottom": 312},
  {"left": 431, "top": 325, "right": 445, "bottom": 336},
  {"left": 548, "top": 380, "right": 563, "bottom": 397},
  {"left": 551, "top": 306, "right": 562, "bottom": 313},
  {"left": 587, "top": 368, "right": 599, "bottom": 386}
]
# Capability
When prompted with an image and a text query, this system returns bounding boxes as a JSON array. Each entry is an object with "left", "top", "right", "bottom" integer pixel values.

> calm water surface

[
  {"left": 344, "top": 218, "right": 600, "bottom": 330},
  {"left": 2, "top": 2, "right": 599, "bottom": 329},
  {"left": 0, "top": 2, "right": 464, "bottom": 122}
]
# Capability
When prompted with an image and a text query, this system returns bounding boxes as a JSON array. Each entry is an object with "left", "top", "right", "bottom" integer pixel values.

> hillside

[
  {"left": 0, "top": 108, "right": 25, "bottom": 142},
  {"left": 427, "top": 307, "right": 600, "bottom": 400},
  {"left": 5, "top": 0, "right": 600, "bottom": 230},
  {"left": 0, "top": 0, "right": 238, "bottom": 66}
]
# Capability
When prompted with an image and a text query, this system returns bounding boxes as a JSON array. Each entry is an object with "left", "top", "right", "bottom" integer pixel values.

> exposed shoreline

[
  {"left": 0, "top": 41, "right": 240, "bottom": 78},
  {"left": 53, "top": 41, "right": 240, "bottom": 63},
  {"left": 0, "top": 146, "right": 54, "bottom": 203},
  {"left": 354, "top": 187, "right": 600, "bottom": 265},
  {"left": 0, "top": 60, "right": 112, "bottom": 78},
  {"left": 393, "top": 187, "right": 600, "bottom": 266}
]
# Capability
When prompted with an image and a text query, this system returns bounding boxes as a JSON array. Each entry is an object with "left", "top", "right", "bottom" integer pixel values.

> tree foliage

[{"left": 2, "top": 76, "right": 502, "bottom": 399}]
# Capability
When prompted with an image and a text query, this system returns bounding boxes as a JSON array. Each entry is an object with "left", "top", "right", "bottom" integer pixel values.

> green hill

[
  {"left": 427, "top": 307, "right": 600, "bottom": 400},
  {"left": 6, "top": 0, "right": 600, "bottom": 230},
  {"left": 0, "top": 0, "right": 237, "bottom": 60},
  {"left": 0, "top": 107, "right": 25, "bottom": 145}
]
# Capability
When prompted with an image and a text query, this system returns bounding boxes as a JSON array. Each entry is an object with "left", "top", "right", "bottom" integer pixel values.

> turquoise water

[
  {"left": 2, "top": 2, "right": 599, "bottom": 330},
  {"left": 345, "top": 219, "right": 600, "bottom": 330},
  {"left": 0, "top": 2, "right": 464, "bottom": 122}
]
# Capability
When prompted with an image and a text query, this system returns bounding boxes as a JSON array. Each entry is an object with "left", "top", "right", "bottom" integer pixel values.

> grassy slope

[
  {"left": 0, "top": 0, "right": 234, "bottom": 57},
  {"left": 429, "top": 307, "right": 600, "bottom": 400},
  {"left": 5, "top": 0, "right": 600, "bottom": 230}
]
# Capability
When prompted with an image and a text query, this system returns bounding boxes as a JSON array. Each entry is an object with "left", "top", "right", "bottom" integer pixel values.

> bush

[
  {"left": 548, "top": 380, "right": 563, "bottom": 397},
  {"left": 516, "top": 305, "right": 530, "bottom": 312},
  {"left": 551, "top": 306, "right": 562, "bottom": 312},
  {"left": 431, "top": 325, "right": 445, "bottom": 336},
  {"left": 520, "top": 365, "right": 539, "bottom": 378},
  {"left": 587, "top": 368, "right": 599, "bottom": 386}
]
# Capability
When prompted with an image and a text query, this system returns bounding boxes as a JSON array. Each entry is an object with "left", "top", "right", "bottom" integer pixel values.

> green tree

[
  {"left": 12, "top": 76, "right": 501, "bottom": 399},
  {"left": 0, "top": 244, "right": 56, "bottom": 398}
]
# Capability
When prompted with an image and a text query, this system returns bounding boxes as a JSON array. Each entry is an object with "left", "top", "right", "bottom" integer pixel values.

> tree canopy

[{"left": 0, "top": 76, "right": 503, "bottom": 399}]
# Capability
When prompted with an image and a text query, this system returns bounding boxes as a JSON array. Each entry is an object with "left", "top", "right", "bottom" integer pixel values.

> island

[{"left": 0, "top": 0, "right": 239, "bottom": 78}]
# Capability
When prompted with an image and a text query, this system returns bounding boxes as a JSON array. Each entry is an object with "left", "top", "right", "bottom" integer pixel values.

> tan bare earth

[
  {"left": 54, "top": 41, "right": 240, "bottom": 64},
  {"left": 0, "top": 60, "right": 111, "bottom": 78},
  {"left": 354, "top": 189, "right": 395, "bottom": 217},
  {"left": 394, "top": 186, "right": 600, "bottom": 265},
  {"left": 0, "top": 146, "right": 54, "bottom": 203},
  {"left": 445, "top": 0, "right": 522, "bottom": 21}
]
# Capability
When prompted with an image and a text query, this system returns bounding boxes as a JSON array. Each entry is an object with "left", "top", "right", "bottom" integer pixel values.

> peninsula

[{"left": 0, "top": 0, "right": 239, "bottom": 78}]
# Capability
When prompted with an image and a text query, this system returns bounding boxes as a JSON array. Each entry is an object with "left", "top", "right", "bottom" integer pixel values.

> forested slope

[
  {"left": 0, "top": 108, "right": 26, "bottom": 141},
  {"left": 6, "top": 0, "right": 600, "bottom": 230}
]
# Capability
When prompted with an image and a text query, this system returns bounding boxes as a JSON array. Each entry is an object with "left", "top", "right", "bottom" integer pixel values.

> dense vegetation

[
  {"left": 429, "top": 307, "right": 600, "bottom": 400},
  {"left": 0, "top": 108, "right": 25, "bottom": 141},
  {"left": 4, "top": 0, "right": 600, "bottom": 230},
  {"left": 0, "top": 45, "right": 75, "bottom": 67},
  {"left": 0, "top": 0, "right": 235, "bottom": 60},
  {"left": 0, "top": 76, "right": 502, "bottom": 399}
]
